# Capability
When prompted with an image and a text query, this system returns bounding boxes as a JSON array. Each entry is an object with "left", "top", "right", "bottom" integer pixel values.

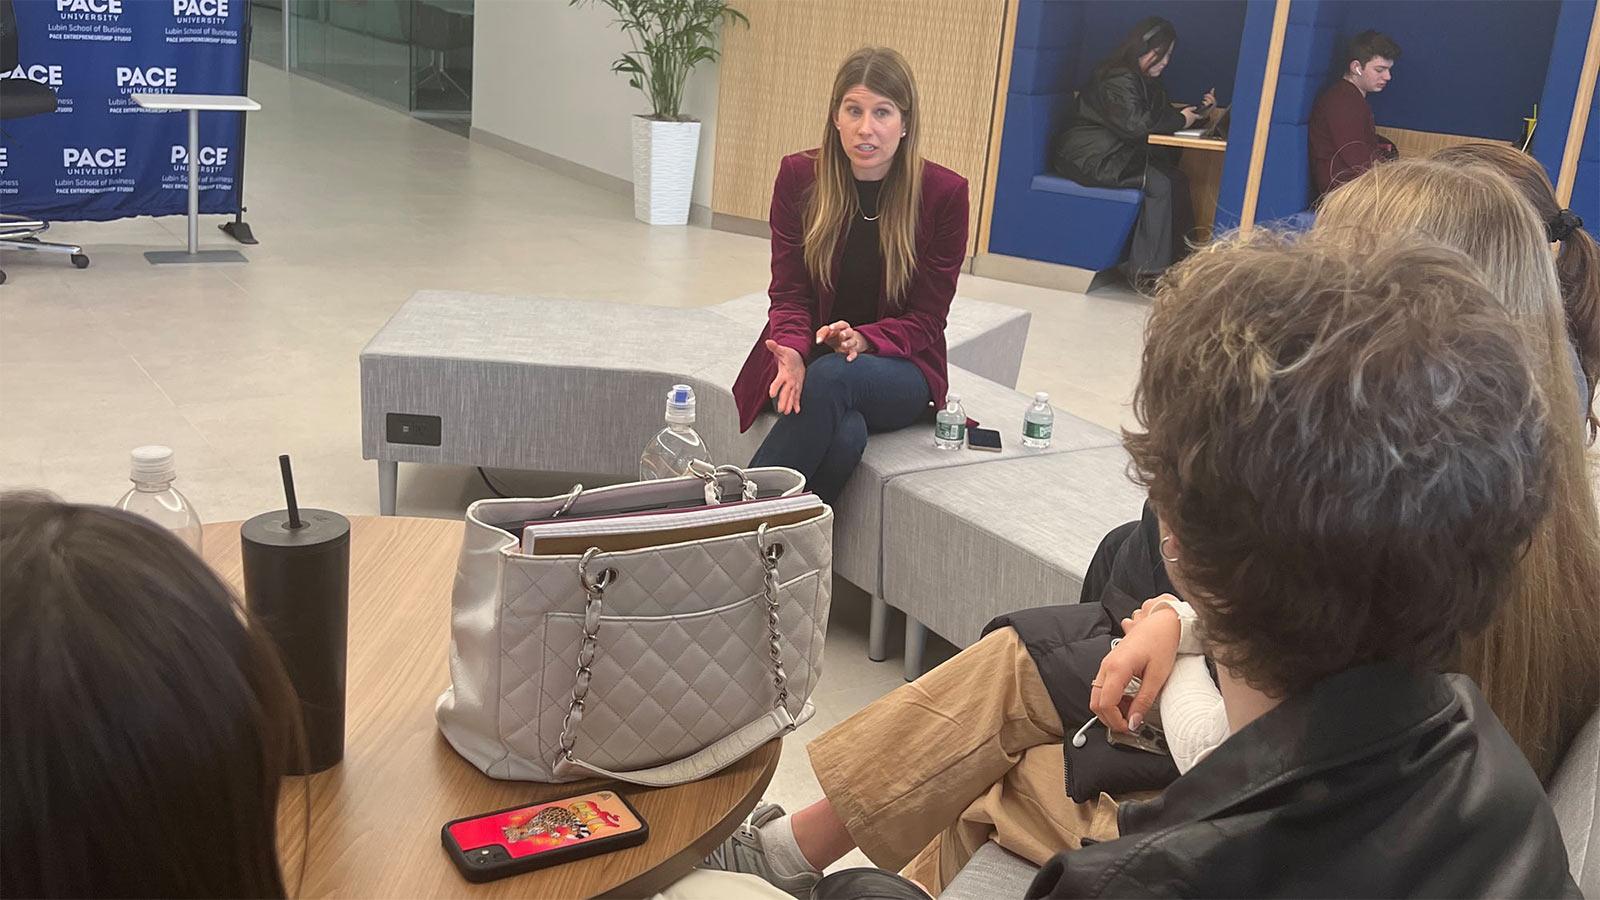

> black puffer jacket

[
  {"left": 986, "top": 502, "right": 1182, "bottom": 803},
  {"left": 1052, "top": 66, "right": 1187, "bottom": 188},
  {"left": 1027, "top": 664, "right": 1580, "bottom": 897}
]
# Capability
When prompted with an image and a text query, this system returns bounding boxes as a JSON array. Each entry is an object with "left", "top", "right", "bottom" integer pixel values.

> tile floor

[{"left": 0, "top": 61, "right": 1148, "bottom": 875}]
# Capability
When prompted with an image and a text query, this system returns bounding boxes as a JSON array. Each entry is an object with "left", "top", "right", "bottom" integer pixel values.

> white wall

[{"left": 471, "top": 0, "right": 720, "bottom": 209}]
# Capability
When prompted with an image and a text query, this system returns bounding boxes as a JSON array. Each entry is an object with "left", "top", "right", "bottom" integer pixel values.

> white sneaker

[{"left": 701, "top": 802, "right": 822, "bottom": 899}]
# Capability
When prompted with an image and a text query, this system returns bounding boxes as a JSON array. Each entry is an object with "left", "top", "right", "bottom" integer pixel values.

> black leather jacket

[
  {"left": 1026, "top": 664, "right": 1579, "bottom": 898},
  {"left": 1052, "top": 66, "right": 1188, "bottom": 189}
]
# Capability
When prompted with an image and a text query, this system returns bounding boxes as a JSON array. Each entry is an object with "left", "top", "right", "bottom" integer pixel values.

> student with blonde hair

[
  {"left": 1431, "top": 142, "right": 1599, "bottom": 439},
  {"left": 733, "top": 47, "right": 969, "bottom": 505},
  {"left": 1311, "top": 158, "right": 1600, "bottom": 782}
]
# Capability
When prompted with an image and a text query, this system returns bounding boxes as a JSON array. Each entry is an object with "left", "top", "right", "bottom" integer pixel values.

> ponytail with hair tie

[{"left": 1548, "top": 208, "right": 1583, "bottom": 243}]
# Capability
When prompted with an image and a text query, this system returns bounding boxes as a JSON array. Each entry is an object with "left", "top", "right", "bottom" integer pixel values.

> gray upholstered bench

[
  {"left": 881, "top": 447, "right": 1146, "bottom": 679},
  {"left": 763, "top": 369, "right": 1127, "bottom": 663},
  {"left": 358, "top": 289, "right": 1036, "bottom": 658},
  {"left": 940, "top": 841, "right": 1039, "bottom": 898},
  {"left": 360, "top": 290, "right": 1033, "bottom": 509}
]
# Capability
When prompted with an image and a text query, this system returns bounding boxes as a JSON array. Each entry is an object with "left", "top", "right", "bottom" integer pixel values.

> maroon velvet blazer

[{"left": 732, "top": 151, "right": 970, "bottom": 433}]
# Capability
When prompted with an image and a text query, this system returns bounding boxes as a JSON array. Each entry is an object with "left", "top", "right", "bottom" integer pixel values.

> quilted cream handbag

[{"left": 436, "top": 466, "right": 833, "bottom": 785}]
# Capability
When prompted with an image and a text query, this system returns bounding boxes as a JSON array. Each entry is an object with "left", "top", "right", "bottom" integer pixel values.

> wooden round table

[{"left": 203, "top": 516, "right": 781, "bottom": 898}]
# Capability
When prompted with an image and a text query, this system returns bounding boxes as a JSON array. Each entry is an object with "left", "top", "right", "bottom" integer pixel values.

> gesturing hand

[
  {"left": 815, "top": 321, "right": 870, "bottom": 362},
  {"left": 1181, "top": 106, "right": 1202, "bottom": 128},
  {"left": 765, "top": 339, "right": 806, "bottom": 415},
  {"left": 1090, "top": 595, "right": 1183, "bottom": 734}
]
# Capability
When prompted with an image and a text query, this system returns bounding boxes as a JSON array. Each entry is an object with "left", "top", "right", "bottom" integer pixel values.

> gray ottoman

[
  {"left": 358, "top": 289, "right": 1041, "bottom": 662},
  {"left": 360, "top": 290, "right": 1035, "bottom": 513},
  {"left": 940, "top": 841, "right": 1039, "bottom": 899},
  {"left": 800, "top": 369, "right": 1121, "bottom": 661},
  {"left": 881, "top": 447, "right": 1148, "bottom": 678}
]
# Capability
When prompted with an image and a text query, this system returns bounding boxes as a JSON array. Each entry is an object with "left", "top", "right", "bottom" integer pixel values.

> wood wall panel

[
  {"left": 712, "top": 0, "right": 1007, "bottom": 254},
  {"left": 1375, "top": 126, "right": 1510, "bottom": 159}
]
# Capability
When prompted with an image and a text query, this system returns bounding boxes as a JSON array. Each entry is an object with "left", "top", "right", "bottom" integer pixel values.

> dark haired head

[
  {"left": 1346, "top": 29, "right": 1401, "bottom": 66},
  {"left": 0, "top": 493, "right": 299, "bottom": 897},
  {"left": 1097, "top": 17, "right": 1177, "bottom": 79},
  {"left": 1126, "top": 233, "right": 1551, "bottom": 698}
]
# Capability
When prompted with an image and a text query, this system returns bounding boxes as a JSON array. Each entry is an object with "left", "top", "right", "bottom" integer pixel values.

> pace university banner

[{"left": 0, "top": 0, "right": 248, "bottom": 222}]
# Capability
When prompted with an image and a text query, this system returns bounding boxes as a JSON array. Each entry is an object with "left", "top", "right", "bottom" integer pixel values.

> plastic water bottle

[
  {"left": 640, "top": 384, "right": 713, "bottom": 480},
  {"left": 114, "top": 445, "right": 203, "bottom": 554},
  {"left": 934, "top": 394, "right": 967, "bottom": 450},
  {"left": 1023, "top": 392, "right": 1055, "bottom": 449}
]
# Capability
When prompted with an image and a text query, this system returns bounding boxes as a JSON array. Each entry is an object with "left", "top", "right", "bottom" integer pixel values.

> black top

[{"left": 830, "top": 178, "right": 884, "bottom": 337}]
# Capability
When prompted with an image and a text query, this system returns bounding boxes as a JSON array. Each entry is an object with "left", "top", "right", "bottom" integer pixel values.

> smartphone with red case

[{"left": 442, "top": 790, "right": 649, "bottom": 883}]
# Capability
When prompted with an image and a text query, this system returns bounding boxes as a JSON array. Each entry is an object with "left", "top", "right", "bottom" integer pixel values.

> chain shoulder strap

[
  {"left": 555, "top": 525, "right": 793, "bottom": 765},
  {"left": 757, "top": 522, "right": 789, "bottom": 706},
  {"left": 557, "top": 547, "right": 612, "bottom": 763}
]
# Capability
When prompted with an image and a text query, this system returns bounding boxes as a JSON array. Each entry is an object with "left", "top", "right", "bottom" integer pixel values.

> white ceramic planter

[{"left": 631, "top": 116, "right": 701, "bottom": 226}]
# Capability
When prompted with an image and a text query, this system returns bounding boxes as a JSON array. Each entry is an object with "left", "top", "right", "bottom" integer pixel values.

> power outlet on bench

[{"left": 387, "top": 413, "right": 442, "bottom": 446}]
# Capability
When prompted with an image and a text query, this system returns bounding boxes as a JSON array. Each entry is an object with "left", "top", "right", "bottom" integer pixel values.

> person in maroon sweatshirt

[
  {"left": 733, "top": 47, "right": 969, "bottom": 505},
  {"left": 1308, "top": 30, "right": 1401, "bottom": 199}
]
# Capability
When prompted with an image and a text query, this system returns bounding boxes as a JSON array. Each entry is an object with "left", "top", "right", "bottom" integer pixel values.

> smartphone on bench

[
  {"left": 969, "top": 427, "right": 1003, "bottom": 452},
  {"left": 442, "top": 789, "right": 648, "bottom": 883}
]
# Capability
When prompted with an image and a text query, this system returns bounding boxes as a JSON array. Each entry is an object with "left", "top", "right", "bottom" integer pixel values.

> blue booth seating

[
  {"left": 1254, "top": 7, "right": 1338, "bottom": 225},
  {"left": 1532, "top": 2, "right": 1600, "bottom": 231},
  {"left": 1574, "top": 90, "right": 1599, "bottom": 233},
  {"left": 987, "top": 1, "right": 1142, "bottom": 272}
]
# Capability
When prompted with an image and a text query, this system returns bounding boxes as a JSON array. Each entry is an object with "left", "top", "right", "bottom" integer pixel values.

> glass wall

[
  {"left": 250, "top": 0, "right": 285, "bottom": 68},
  {"left": 256, "top": 1, "right": 473, "bottom": 117}
]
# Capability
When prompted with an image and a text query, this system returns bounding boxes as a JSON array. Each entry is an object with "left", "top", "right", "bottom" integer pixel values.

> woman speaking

[{"left": 732, "top": 46, "right": 970, "bottom": 505}]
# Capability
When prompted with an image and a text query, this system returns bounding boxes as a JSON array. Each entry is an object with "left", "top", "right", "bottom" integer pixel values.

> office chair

[
  {"left": 0, "top": 0, "right": 90, "bottom": 284},
  {"left": 410, "top": 1, "right": 472, "bottom": 103}
]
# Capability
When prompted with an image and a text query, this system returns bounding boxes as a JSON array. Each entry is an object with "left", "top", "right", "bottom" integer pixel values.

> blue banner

[{"left": 0, "top": 0, "right": 249, "bottom": 222}]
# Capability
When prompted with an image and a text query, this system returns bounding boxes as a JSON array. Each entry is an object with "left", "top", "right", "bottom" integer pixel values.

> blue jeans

[{"left": 749, "top": 352, "right": 931, "bottom": 504}]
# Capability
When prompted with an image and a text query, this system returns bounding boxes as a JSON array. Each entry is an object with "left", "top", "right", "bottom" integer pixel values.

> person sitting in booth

[
  {"left": 734, "top": 47, "right": 969, "bottom": 507},
  {"left": 1309, "top": 30, "right": 1401, "bottom": 199},
  {"left": 1051, "top": 17, "right": 1213, "bottom": 286}
]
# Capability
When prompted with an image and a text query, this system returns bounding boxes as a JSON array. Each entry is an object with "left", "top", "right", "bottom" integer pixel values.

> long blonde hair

[
  {"left": 1430, "top": 142, "right": 1600, "bottom": 442},
  {"left": 804, "top": 47, "right": 923, "bottom": 307},
  {"left": 1315, "top": 158, "right": 1600, "bottom": 782}
]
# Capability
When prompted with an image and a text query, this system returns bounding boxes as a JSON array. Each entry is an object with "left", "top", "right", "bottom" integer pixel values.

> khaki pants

[{"left": 807, "top": 628, "right": 1126, "bottom": 895}]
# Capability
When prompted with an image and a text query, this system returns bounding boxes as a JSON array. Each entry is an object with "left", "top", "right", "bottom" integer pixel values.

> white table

[{"left": 131, "top": 93, "right": 261, "bottom": 265}]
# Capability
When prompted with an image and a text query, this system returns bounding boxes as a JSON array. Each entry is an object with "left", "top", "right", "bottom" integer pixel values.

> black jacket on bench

[
  {"left": 1024, "top": 664, "right": 1579, "bottom": 898},
  {"left": 1052, "top": 67, "right": 1188, "bottom": 189},
  {"left": 986, "top": 501, "right": 1182, "bottom": 803}
]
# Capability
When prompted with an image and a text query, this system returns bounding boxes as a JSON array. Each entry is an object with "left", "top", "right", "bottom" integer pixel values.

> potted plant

[{"left": 571, "top": 0, "right": 748, "bottom": 225}]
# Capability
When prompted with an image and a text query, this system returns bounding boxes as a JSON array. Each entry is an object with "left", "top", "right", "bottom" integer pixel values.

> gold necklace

[{"left": 858, "top": 182, "right": 880, "bottom": 222}]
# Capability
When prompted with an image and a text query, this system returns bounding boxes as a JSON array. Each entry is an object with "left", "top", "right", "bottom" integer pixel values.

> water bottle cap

[
  {"left": 130, "top": 445, "right": 177, "bottom": 484},
  {"left": 665, "top": 383, "right": 697, "bottom": 424},
  {"left": 947, "top": 393, "right": 961, "bottom": 403},
  {"left": 1034, "top": 392, "right": 1050, "bottom": 403}
]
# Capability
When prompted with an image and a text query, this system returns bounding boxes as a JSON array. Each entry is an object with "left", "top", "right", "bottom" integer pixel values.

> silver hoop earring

[{"left": 1159, "top": 535, "right": 1180, "bottom": 564}]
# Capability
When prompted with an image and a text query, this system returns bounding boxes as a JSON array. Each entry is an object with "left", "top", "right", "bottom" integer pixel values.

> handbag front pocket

[{"left": 539, "top": 569, "right": 823, "bottom": 773}]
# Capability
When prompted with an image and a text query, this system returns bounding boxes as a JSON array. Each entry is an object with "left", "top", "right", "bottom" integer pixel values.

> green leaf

[{"left": 574, "top": 0, "right": 747, "bottom": 117}]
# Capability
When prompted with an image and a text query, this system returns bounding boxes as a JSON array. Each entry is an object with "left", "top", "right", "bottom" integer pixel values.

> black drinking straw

[{"left": 279, "top": 454, "right": 303, "bottom": 529}]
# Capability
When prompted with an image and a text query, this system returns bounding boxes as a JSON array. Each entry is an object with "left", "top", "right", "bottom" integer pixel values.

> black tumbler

[{"left": 242, "top": 508, "right": 351, "bottom": 774}]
